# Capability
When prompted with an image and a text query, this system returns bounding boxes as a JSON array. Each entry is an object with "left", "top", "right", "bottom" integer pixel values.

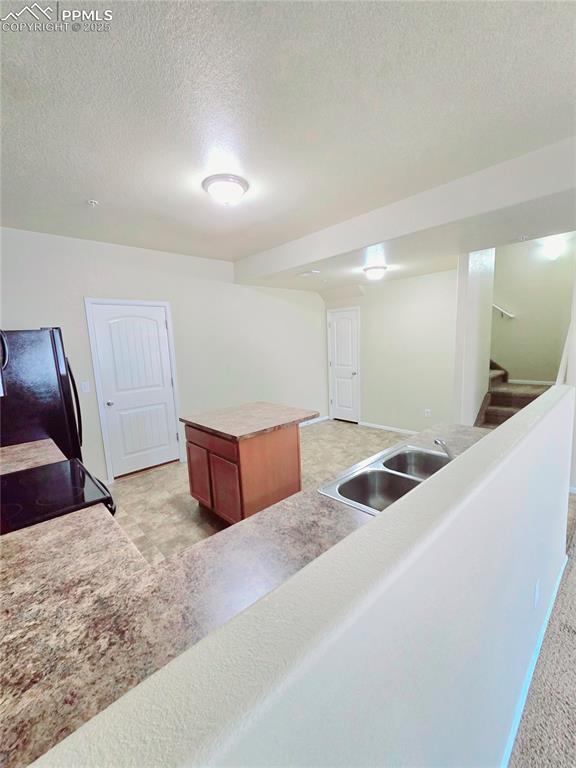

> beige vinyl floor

[
  {"left": 112, "top": 420, "right": 402, "bottom": 564},
  {"left": 112, "top": 420, "right": 576, "bottom": 766}
]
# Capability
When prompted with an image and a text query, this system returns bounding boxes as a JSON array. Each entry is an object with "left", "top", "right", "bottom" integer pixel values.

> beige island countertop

[
  {"left": 179, "top": 400, "right": 319, "bottom": 441},
  {"left": 1, "top": 425, "right": 488, "bottom": 768}
]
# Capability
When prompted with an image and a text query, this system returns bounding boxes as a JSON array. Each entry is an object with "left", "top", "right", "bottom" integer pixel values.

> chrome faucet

[{"left": 434, "top": 438, "right": 455, "bottom": 461}]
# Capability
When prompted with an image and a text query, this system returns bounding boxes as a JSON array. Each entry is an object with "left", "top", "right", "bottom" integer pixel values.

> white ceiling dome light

[
  {"left": 363, "top": 265, "right": 388, "bottom": 281},
  {"left": 539, "top": 232, "right": 569, "bottom": 261},
  {"left": 202, "top": 174, "right": 249, "bottom": 206}
]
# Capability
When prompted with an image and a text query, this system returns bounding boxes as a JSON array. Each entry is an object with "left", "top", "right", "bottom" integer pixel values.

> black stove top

[{"left": 1, "top": 459, "right": 115, "bottom": 535}]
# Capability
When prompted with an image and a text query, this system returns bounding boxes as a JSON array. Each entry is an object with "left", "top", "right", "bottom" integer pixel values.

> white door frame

[
  {"left": 327, "top": 306, "right": 361, "bottom": 422},
  {"left": 84, "top": 297, "right": 183, "bottom": 484}
]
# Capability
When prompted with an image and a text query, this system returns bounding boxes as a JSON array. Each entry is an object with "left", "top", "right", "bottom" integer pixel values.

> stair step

[
  {"left": 484, "top": 405, "right": 520, "bottom": 425},
  {"left": 490, "top": 391, "right": 546, "bottom": 408},
  {"left": 489, "top": 370, "right": 506, "bottom": 386}
]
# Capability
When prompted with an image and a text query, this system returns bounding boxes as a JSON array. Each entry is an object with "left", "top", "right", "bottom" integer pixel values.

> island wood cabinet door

[
  {"left": 209, "top": 454, "right": 242, "bottom": 524},
  {"left": 186, "top": 442, "right": 212, "bottom": 508},
  {"left": 183, "top": 421, "right": 303, "bottom": 525}
]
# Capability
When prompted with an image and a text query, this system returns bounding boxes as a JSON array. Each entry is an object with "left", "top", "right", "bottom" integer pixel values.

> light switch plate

[{"left": 80, "top": 381, "right": 91, "bottom": 393}]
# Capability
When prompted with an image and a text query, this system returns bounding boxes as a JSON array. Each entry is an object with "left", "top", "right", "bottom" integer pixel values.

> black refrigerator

[
  {"left": 0, "top": 327, "right": 115, "bottom": 534},
  {"left": 0, "top": 328, "right": 83, "bottom": 458}
]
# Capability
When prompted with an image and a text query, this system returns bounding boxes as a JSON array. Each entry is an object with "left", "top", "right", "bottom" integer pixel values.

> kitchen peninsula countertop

[
  {"left": 0, "top": 440, "right": 68, "bottom": 475},
  {"left": 1, "top": 425, "right": 489, "bottom": 768},
  {"left": 179, "top": 401, "right": 319, "bottom": 440}
]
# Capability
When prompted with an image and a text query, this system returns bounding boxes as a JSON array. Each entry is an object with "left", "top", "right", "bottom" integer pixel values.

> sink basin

[
  {"left": 336, "top": 469, "right": 419, "bottom": 513},
  {"left": 319, "top": 443, "right": 454, "bottom": 515},
  {"left": 382, "top": 449, "right": 450, "bottom": 480}
]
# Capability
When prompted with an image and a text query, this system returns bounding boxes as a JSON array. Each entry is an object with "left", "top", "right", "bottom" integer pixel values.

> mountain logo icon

[{"left": 1, "top": 3, "right": 53, "bottom": 21}]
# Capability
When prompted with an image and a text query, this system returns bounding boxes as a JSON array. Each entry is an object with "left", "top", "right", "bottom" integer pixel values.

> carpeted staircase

[{"left": 476, "top": 361, "right": 550, "bottom": 429}]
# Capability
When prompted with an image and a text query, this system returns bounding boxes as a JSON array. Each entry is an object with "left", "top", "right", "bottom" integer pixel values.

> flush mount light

[
  {"left": 540, "top": 233, "right": 568, "bottom": 261},
  {"left": 202, "top": 174, "right": 249, "bottom": 206},
  {"left": 363, "top": 265, "right": 388, "bottom": 281},
  {"left": 87, "top": 199, "right": 99, "bottom": 207},
  {"left": 298, "top": 269, "right": 321, "bottom": 277}
]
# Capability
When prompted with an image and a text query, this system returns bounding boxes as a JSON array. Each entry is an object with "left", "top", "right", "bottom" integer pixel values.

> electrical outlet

[
  {"left": 424, "top": 408, "right": 432, "bottom": 417},
  {"left": 80, "top": 381, "right": 91, "bottom": 393},
  {"left": 533, "top": 579, "right": 540, "bottom": 609}
]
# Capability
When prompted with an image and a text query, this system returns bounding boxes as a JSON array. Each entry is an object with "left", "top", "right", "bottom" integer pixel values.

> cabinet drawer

[
  {"left": 209, "top": 454, "right": 242, "bottom": 524},
  {"left": 185, "top": 426, "right": 238, "bottom": 462},
  {"left": 186, "top": 442, "right": 212, "bottom": 508}
]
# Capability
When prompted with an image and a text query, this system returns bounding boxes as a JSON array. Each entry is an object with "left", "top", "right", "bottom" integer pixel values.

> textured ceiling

[{"left": 2, "top": 1, "right": 575, "bottom": 261}]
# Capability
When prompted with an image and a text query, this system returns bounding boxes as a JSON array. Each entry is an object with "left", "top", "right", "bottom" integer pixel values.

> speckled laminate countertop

[
  {"left": 0, "top": 440, "right": 67, "bottom": 476},
  {"left": 179, "top": 401, "right": 319, "bottom": 440},
  {"left": 1, "top": 425, "right": 488, "bottom": 768}
]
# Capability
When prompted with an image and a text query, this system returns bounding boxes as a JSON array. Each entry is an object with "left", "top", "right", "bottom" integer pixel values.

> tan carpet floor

[{"left": 113, "top": 421, "right": 575, "bottom": 766}]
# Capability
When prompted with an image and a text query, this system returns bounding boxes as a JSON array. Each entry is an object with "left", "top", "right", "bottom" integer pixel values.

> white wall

[
  {"left": 454, "top": 249, "right": 495, "bottom": 424},
  {"left": 33, "top": 386, "right": 574, "bottom": 768},
  {"left": 491, "top": 238, "right": 576, "bottom": 382},
  {"left": 0, "top": 228, "right": 328, "bottom": 479},
  {"left": 327, "top": 270, "right": 458, "bottom": 431}
]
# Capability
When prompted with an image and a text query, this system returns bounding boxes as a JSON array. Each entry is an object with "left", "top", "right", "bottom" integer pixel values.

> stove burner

[
  {"left": 35, "top": 485, "right": 86, "bottom": 506},
  {"left": 0, "top": 459, "right": 114, "bottom": 534}
]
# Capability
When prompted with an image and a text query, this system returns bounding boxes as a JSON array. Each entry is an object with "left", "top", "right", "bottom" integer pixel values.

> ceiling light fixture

[
  {"left": 363, "top": 265, "right": 388, "bottom": 281},
  {"left": 540, "top": 233, "right": 568, "bottom": 262},
  {"left": 202, "top": 174, "right": 249, "bottom": 206},
  {"left": 87, "top": 199, "right": 99, "bottom": 207}
]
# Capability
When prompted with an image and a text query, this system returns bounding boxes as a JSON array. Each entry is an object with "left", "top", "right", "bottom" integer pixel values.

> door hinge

[
  {"left": 330, "top": 398, "right": 333, "bottom": 404},
  {"left": 165, "top": 320, "right": 169, "bottom": 330},
  {"left": 329, "top": 360, "right": 332, "bottom": 367},
  {"left": 176, "top": 432, "right": 180, "bottom": 442},
  {"left": 171, "top": 376, "right": 174, "bottom": 387}
]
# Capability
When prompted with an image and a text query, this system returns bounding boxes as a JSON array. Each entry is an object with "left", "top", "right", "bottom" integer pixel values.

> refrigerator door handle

[
  {"left": 0, "top": 330, "right": 9, "bottom": 370},
  {"left": 0, "top": 330, "right": 7, "bottom": 398},
  {"left": 66, "top": 358, "right": 83, "bottom": 447}
]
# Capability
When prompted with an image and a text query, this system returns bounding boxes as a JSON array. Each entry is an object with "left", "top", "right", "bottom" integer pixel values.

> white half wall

[
  {"left": 0, "top": 228, "right": 328, "bottom": 480},
  {"left": 32, "top": 386, "right": 574, "bottom": 768},
  {"left": 455, "top": 249, "right": 495, "bottom": 424},
  {"left": 561, "top": 282, "right": 576, "bottom": 487}
]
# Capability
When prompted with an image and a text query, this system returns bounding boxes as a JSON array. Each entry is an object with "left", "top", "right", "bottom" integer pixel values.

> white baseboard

[
  {"left": 299, "top": 415, "right": 330, "bottom": 428},
  {"left": 358, "top": 420, "right": 416, "bottom": 435},
  {"left": 508, "top": 379, "right": 555, "bottom": 386}
]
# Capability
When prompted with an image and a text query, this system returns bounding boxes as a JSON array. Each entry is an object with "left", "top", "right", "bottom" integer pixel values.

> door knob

[
  {"left": 106, "top": 400, "right": 114, "bottom": 406},
  {"left": 351, "top": 371, "right": 357, "bottom": 377}
]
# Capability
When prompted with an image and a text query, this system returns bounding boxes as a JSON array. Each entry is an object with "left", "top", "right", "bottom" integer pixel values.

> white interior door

[
  {"left": 88, "top": 301, "right": 179, "bottom": 477},
  {"left": 328, "top": 308, "right": 360, "bottom": 422}
]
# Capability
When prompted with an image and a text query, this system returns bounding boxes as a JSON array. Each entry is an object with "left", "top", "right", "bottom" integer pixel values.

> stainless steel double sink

[{"left": 319, "top": 445, "right": 451, "bottom": 516}]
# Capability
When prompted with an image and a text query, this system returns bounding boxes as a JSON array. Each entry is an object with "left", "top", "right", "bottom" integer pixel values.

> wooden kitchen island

[{"left": 180, "top": 402, "right": 318, "bottom": 524}]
